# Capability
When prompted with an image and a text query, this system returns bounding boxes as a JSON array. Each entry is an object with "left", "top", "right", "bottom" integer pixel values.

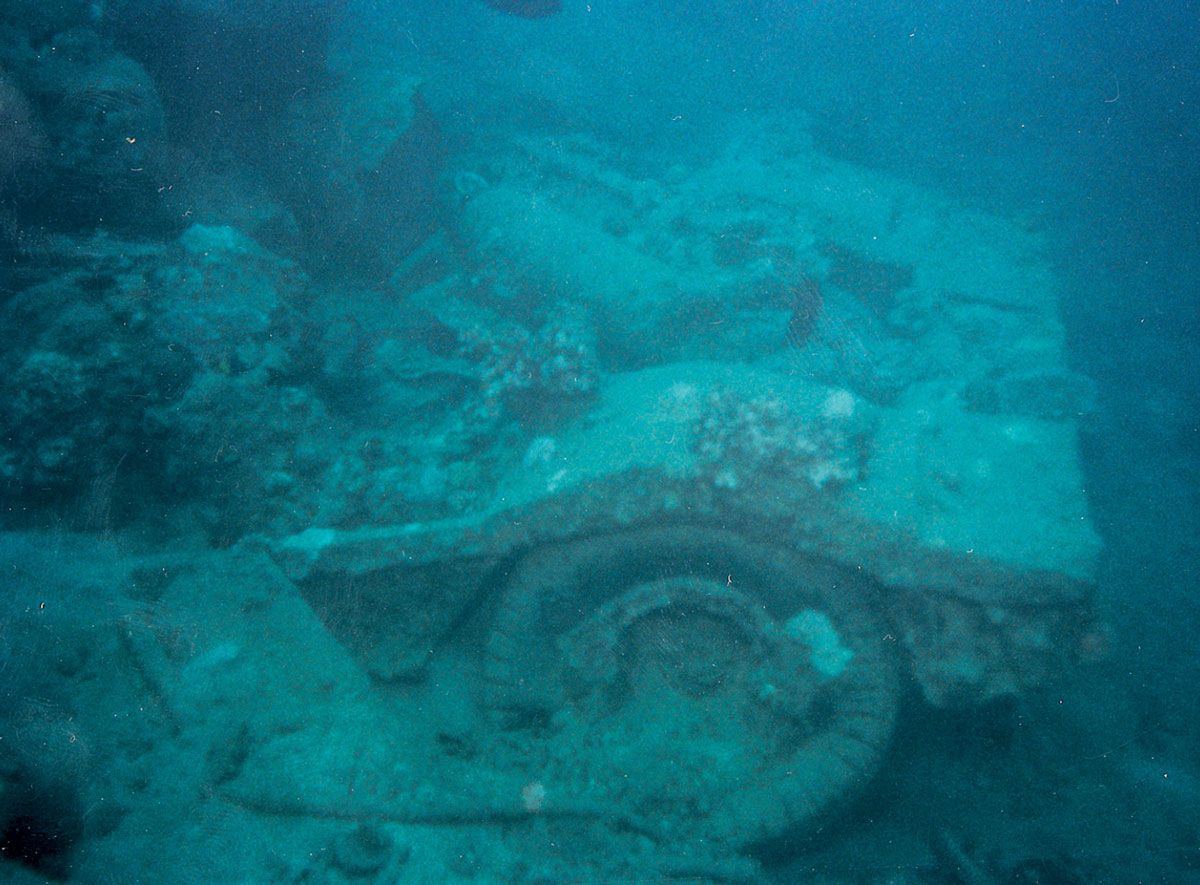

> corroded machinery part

[{"left": 484, "top": 525, "right": 900, "bottom": 849}]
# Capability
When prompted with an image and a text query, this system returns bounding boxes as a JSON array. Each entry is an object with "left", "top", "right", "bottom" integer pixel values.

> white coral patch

[
  {"left": 820, "top": 388, "right": 857, "bottom": 421},
  {"left": 784, "top": 609, "right": 854, "bottom": 678}
]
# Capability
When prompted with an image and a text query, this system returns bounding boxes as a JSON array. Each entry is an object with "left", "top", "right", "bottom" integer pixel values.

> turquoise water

[{"left": 0, "top": 1, "right": 1196, "bottom": 881}]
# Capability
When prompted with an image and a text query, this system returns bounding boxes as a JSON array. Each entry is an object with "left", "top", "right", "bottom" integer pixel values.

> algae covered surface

[{"left": 1, "top": 2, "right": 1197, "bottom": 883}]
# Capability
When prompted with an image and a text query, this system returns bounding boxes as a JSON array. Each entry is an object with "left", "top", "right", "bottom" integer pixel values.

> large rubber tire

[{"left": 483, "top": 525, "right": 900, "bottom": 849}]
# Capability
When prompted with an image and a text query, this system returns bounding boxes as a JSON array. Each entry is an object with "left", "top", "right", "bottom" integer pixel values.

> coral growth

[
  {"left": 460, "top": 303, "right": 599, "bottom": 418},
  {"left": 151, "top": 224, "right": 303, "bottom": 372},
  {"left": 692, "top": 386, "right": 867, "bottom": 491},
  {"left": 0, "top": 250, "right": 193, "bottom": 499}
]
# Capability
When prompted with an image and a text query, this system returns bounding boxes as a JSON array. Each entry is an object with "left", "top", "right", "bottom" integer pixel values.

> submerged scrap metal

[
  {"left": 482, "top": 527, "right": 900, "bottom": 847},
  {"left": 254, "top": 133, "right": 1104, "bottom": 865}
]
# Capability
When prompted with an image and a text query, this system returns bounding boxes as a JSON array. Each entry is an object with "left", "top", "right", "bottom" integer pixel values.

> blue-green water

[{"left": 0, "top": 1, "right": 1196, "bottom": 881}]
